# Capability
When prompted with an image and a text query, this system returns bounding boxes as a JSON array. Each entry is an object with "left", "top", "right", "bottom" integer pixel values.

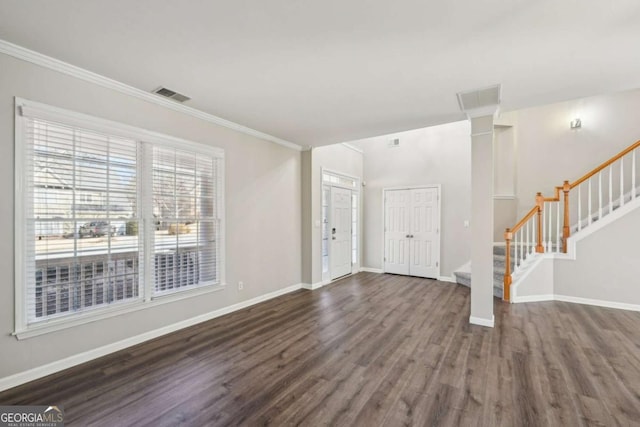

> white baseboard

[
  {"left": 0, "top": 283, "right": 303, "bottom": 393},
  {"left": 301, "top": 280, "right": 331, "bottom": 290},
  {"left": 438, "top": 276, "right": 456, "bottom": 283},
  {"left": 511, "top": 293, "right": 640, "bottom": 312},
  {"left": 469, "top": 315, "right": 495, "bottom": 328},
  {"left": 554, "top": 294, "right": 640, "bottom": 312},
  {"left": 360, "top": 267, "right": 383, "bottom": 274},
  {"left": 511, "top": 294, "right": 554, "bottom": 303}
]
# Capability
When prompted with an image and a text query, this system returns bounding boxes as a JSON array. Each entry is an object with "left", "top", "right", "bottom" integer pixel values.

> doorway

[
  {"left": 383, "top": 186, "right": 441, "bottom": 278},
  {"left": 322, "top": 170, "right": 359, "bottom": 282}
]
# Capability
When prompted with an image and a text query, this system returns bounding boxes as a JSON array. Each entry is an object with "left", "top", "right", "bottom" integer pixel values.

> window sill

[{"left": 13, "top": 283, "right": 226, "bottom": 340}]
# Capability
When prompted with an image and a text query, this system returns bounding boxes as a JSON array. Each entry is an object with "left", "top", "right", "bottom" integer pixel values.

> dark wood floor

[{"left": 2, "top": 273, "right": 640, "bottom": 426}]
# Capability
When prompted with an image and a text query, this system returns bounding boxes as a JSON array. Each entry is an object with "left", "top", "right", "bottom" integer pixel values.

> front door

[{"left": 330, "top": 186, "right": 352, "bottom": 280}]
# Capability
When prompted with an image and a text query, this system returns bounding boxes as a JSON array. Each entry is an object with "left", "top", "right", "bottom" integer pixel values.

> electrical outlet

[{"left": 238, "top": 281, "right": 244, "bottom": 290}]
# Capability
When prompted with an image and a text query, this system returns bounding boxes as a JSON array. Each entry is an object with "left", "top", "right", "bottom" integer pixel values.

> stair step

[{"left": 453, "top": 246, "right": 526, "bottom": 299}]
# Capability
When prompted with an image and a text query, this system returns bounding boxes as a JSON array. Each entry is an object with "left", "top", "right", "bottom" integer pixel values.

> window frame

[{"left": 14, "top": 98, "right": 226, "bottom": 339}]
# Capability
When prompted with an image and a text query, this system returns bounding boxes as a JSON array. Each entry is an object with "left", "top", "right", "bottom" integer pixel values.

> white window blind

[
  {"left": 24, "top": 118, "right": 141, "bottom": 322},
  {"left": 16, "top": 99, "right": 225, "bottom": 332},
  {"left": 152, "top": 146, "right": 220, "bottom": 295}
]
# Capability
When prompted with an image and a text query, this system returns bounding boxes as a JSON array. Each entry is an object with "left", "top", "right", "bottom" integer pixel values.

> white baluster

[
  {"left": 633, "top": 149, "right": 637, "bottom": 200},
  {"left": 520, "top": 225, "right": 524, "bottom": 264},
  {"left": 578, "top": 184, "right": 582, "bottom": 231},
  {"left": 547, "top": 202, "right": 553, "bottom": 252},
  {"left": 527, "top": 219, "right": 536, "bottom": 255},
  {"left": 598, "top": 171, "right": 602, "bottom": 220},
  {"left": 556, "top": 202, "right": 560, "bottom": 252},
  {"left": 524, "top": 218, "right": 531, "bottom": 259},
  {"left": 542, "top": 202, "right": 547, "bottom": 252},
  {"left": 587, "top": 178, "right": 591, "bottom": 225},
  {"left": 532, "top": 216, "right": 536, "bottom": 255},
  {"left": 620, "top": 158, "right": 625, "bottom": 208},
  {"left": 513, "top": 231, "right": 520, "bottom": 272},
  {"left": 609, "top": 167, "right": 613, "bottom": 214}
]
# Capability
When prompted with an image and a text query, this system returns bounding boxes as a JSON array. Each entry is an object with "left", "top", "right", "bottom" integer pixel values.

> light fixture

[{"left": 570, "top": 118, "right": 582, "bottom": 129}]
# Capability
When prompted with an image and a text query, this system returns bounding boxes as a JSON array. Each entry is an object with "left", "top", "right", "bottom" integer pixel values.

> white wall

[
  {"left": 554, "top": 206, "right": 640, "bottom": 306},
  {"left": 0, "top": 53, "right": 302, "bottom": 379},
  {"left": 352, "top": 120, "right": 471, "bottom": 278},
  {"left": 512, "top": 88, "right": 640, "bottom": 217}
]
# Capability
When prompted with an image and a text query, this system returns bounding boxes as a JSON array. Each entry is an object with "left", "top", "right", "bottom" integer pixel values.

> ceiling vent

[
  {"left": 152, "top": 87, "right": 191, "bottom": 103},
  {"left": 456, "top": 84, "right": 501, "bottom": 118}
]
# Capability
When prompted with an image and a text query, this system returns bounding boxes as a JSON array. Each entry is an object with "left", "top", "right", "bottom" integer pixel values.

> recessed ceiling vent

[
  {"left": 152, "top": 87, "right": 191, "bottom": 103},
  {"left": 456, "top": 84, "right": 501, "bottom": 118}
]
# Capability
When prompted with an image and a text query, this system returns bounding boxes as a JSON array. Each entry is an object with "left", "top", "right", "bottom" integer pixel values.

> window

[{"left": 15, "top": 99, "right": 225, "bottom": 335}]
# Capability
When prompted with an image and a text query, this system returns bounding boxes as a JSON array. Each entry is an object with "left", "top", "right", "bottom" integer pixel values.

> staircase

[
  {"left": 455, "top": 139, "right": 640, "bottom": 302},
  {"left": 501, "top": 138, "right": 640, "bottom": 301},
  {"left": 453, "top": 245, "right": 515, "bottom": 298}
]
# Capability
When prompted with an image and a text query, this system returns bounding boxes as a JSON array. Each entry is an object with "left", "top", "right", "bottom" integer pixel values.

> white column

[{"left": 470, "top": 115, "right": 495, "bottom": 327}]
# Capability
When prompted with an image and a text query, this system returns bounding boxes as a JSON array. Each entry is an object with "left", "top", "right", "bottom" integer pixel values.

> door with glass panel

[{"left": 330, "top": 186, "right": 352, "bottom": 280}]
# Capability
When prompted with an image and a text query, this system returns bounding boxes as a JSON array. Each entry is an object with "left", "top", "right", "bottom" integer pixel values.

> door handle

[{"left": 406, "top": 234, "right": 414, "bottom": 238}]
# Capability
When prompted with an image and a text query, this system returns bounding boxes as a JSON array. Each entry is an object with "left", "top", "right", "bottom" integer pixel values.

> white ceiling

[{"left": 1, "top": 1, "right": 640, "bottom": 147}]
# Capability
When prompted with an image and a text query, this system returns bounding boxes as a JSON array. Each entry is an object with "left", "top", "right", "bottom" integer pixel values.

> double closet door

[{"left": 384, "top": 187, "right": 440, "bottom": 279}]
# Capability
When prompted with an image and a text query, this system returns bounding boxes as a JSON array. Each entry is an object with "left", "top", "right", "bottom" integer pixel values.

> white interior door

[
  {"left": 330, "top": 186, "right": 352, "bottom": 280},
  {"left": 384, "top": 189, "right": 410, "bottom": 275},
  {"left": 384, "top": 187, "right": 440, "bottom": 278},
  {"left": 409, "top": 188, "right": 439, "bottom": 278}
]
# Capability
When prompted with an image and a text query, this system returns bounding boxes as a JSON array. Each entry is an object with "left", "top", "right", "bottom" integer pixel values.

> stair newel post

[
  {"left": 503, "top": 228, "right": 513, "bottom": 301},
  {"left": 535, "top": 192, "right": 544, "bottom": 253},
  {"left": 562, "top": 180, "right": 571, "bottom": 253}
]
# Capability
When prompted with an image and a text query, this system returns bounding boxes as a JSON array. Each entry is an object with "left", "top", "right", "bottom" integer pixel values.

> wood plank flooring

[{"left": 2, "top": 272, "right": 640, "bottom": 426}]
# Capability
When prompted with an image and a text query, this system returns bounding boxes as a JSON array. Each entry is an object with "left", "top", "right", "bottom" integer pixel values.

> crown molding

[
  {"left": 341, "top": 142, "right": 364, "bottom": 154},
  {"left": 0, "top": 39, "right": 303, "bottom": 152}
]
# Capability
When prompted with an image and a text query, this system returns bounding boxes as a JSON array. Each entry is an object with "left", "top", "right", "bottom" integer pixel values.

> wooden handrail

[
  {"left": 570, "top": 139, "right": 640, "bottom": 189},
  {"left": 503, "top": 204, "right": 540, "bottom": 302},
  {"left": 503, "top": 138, "right": 640, "bottom": 302},
  {"left": 509, "top": 205, "right": 539, "bottom": 234}
]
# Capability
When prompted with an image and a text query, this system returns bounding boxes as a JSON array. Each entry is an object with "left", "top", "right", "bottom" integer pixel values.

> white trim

[
  {"left": 14, "top": 98, "right": 227, "bottom": 337},
  {"left": 511, "top": 293, "right": 640, "bottom": 312},
  {"left": 493, "top": 194, "right": 516, "bottom": 200},
  {"left": 553, "top": 295, "right": 640, "bottom": 312},
  {"left": 511, "top": 294, "right": 554, "bottom": 303},
  {"left": 341, "top": 143, "right": 364, "bottom": 154},
  {"left": 0, "top": 283, "right": 303, "bottom": 392},
  {"left": 14, "top": 100, "right": 26, "bottom": 334},
  {"left": 0, "top": 39, "right": 302, "bottom": 151},
  {"left": 437, "top": 276, "right": 456, "bottom": 283},
  {"left": 17, "top": 97, "right": 225, "bottom": 157},
  {"left": 469, "top": 315, "right": 495, "bottom": 328},
  {"left": 360, "top": 267, "right": 383, "bottom": 274},
  {"left": 301, "top": 279, "right": 333, "bottom": 290}
]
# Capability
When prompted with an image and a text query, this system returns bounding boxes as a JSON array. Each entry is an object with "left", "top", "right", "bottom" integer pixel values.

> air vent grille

[{"left": 152, "top": 87, "right": 191, "bottom": 103}]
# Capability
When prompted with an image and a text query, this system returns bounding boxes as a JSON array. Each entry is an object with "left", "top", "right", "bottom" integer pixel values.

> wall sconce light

[{"left": 570, "top": 118, "right": 582, "bottom": 129}]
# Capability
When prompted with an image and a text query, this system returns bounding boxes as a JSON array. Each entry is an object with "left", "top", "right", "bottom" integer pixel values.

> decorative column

[{"left": 470, "top": 114, "right": 495, "bottom": 327}]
